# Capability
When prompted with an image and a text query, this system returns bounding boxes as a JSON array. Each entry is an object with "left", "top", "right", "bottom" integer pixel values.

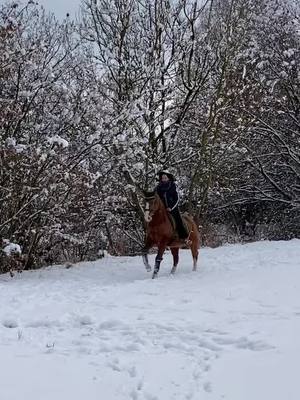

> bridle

[{"left": 143, "top": 194, "right": 157, "bottom": 223}]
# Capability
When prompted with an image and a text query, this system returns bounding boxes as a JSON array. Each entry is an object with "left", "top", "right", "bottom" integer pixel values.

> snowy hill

[{"left": 1, "top": 240, "right": 299, "bottom": 400}]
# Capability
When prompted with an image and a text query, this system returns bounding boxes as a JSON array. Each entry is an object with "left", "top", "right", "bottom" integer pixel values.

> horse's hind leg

[
  {"left": 191, "top": 243, "right": 199, "bottom": 271},
  {"left": 142, "top": 252, "right": 152, "bottom": 272},
  {"left": 170, "top": 247, "right": 179, "bottom": 274}
]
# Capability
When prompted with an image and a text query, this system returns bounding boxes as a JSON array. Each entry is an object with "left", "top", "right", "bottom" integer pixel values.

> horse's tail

[
  {"left": 182, "top": 213, "right": 200, "bottom": 233},
  {"left": 182, "top": 213, "right": 201, "bottom": 246}
]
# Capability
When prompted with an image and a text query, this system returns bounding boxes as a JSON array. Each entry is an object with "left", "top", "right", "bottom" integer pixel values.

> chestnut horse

[{"left": 142, "top": 191, "right": 200, "bottom": 278}]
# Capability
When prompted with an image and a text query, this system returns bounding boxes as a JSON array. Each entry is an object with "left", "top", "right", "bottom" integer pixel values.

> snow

[
  {"left": 2, "top": 242, "right": 22, "bottom": 256},
  {"left": 47, "top": 135, "right": 69, "bottom": 148},
  {"left": 0, "top": 239, "right": 300, "bottom": 400}
]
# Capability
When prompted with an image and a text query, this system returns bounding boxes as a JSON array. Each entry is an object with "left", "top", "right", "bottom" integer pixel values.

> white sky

[
  {"left": 0, "top": 0, "right": 82, "bottom": 18},
  {"left": 37, "top": 0, "right": 82, "bottom": 18}
]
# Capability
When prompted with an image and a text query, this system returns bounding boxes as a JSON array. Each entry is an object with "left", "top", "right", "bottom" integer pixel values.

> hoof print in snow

[
  {"left": 2, "top": 318, "right": 18, "bottom": 328},
  {"left": 78, "top": 315, "right": 94, "bottom": 326}
]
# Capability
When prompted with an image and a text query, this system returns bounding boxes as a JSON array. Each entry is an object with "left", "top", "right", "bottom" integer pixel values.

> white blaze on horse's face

[{"left": 144, "top": 202, "right": 152, "bottom": 222}]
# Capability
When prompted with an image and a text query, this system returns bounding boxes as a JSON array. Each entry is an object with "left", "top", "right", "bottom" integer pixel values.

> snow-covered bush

[{"left": 0, "top": 238, "right": 23, "bottom": 275}]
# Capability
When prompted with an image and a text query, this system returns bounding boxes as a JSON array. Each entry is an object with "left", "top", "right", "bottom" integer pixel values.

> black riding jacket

[{"left": 156, "top": 181, "right": 179, "bottom": 211}]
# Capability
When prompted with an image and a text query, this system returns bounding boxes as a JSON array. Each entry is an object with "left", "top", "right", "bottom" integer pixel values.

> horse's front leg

[
  {"left": 152, "top": 243, "right": 166, "bottom": 279},
  {"left": 142, "top": 238, "right": 153, "bottom": 272}
]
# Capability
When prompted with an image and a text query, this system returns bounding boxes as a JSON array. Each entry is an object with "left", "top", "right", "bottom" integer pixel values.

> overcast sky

[
  {"left": 38, "top": 0, "right": 81, "bottom": 18},
  {"left": 0, "top": 0, "right": 82, "bottom": 18}
]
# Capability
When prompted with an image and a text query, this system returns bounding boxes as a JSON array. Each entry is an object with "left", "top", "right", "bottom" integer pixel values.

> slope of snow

[{"left": 0, "top": 239, "right": 299, "bottom": 400}]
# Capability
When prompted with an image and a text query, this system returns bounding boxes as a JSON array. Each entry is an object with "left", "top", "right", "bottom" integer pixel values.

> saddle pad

[
  {"left": 182, "top": 214, "right": 192, "bottom": 233},
  {"left": 168, "top": 212, "right": 191, "bottom": 236}
]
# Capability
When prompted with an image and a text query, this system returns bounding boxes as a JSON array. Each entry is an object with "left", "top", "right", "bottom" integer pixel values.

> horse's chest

[{"left": 149, "top": 222, "right": 169, "bottom": 239}]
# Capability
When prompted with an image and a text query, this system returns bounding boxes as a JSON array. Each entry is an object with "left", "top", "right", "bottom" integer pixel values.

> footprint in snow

[
  {"left": 128, "top": 366, "right": 137, "bottom": 378},
  {"left": 203, "top": 381, "right": 212, "bottom": 393},
  {"left": 235, "top": 337, "right": 275, "bottom": 351}
]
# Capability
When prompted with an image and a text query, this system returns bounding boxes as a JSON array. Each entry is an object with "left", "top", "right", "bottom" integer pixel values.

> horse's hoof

[
  {"left": 146, "top": 266, "right": 152, "bottom": 272},
  {"left": 152, "top": 272, "right": 158, "bottom": 279}
]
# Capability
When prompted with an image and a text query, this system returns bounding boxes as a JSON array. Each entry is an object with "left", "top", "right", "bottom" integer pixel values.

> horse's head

[{"left": 143, "top": 191, "right": 162, "bottom": 223}]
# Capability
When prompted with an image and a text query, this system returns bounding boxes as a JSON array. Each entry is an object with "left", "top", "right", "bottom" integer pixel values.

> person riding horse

[{"left": 155, "top": 170, "right": 188, "bottom": 239}]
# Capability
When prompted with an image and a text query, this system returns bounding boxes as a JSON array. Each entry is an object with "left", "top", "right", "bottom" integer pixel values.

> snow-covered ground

[{"left": 1, "top": 240, "right": 300, "bottom": 400}]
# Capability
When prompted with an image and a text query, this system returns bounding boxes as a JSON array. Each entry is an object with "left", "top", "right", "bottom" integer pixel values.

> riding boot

[{"left": 170, "top": 208, "right": 188, "bottom": 239}]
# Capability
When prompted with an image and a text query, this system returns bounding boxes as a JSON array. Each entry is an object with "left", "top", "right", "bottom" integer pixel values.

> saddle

[{"left": 168, "top": 212, "right": 192, "bottom": 245}]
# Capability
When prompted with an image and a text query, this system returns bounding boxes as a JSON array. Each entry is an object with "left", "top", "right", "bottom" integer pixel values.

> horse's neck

[{"left": 152, "top": 199, "right": 169, "bottom": 224}]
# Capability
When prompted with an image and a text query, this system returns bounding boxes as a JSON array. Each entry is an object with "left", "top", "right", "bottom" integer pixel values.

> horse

[{"left": 142, "top": 191, "right": 200, "bottom": 278}]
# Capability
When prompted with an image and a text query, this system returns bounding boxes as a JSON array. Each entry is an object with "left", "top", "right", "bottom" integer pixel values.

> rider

[{"left": 155, "top": 170, "right": 188, "bottom": 239}]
